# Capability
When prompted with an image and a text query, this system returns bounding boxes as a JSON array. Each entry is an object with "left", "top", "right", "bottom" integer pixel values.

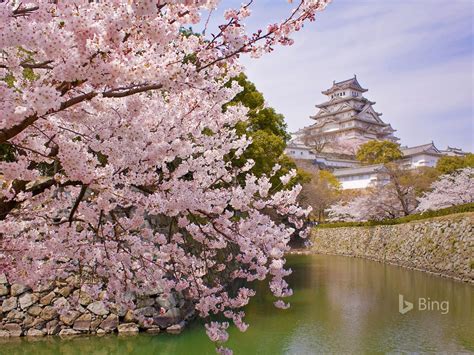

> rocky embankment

[
  {"left": 0, "top": 274, "right": 194, "bottom": 338},
  {"left": 311, "top": 212, "right": 474, "bottom": 283}
]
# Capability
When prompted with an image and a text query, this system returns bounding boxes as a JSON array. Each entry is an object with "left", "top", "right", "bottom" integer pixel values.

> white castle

[{"left": 286, "top": 76, "right": 466, "bottom": 189}]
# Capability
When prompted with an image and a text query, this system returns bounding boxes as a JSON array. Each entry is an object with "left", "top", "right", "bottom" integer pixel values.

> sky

[{"left": 200, "top": 0, "right": 473, "bottom": 151}]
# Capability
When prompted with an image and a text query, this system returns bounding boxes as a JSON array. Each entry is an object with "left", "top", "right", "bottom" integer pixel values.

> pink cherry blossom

[
  {"left": 274, "top": 300, "right": 290, "bottom": 309},
  {"left": 0, "top": 1, "right": 332, "bottom": 353},
  {"left": 417, "top": 168, "right": 474, "bottom": 212}
]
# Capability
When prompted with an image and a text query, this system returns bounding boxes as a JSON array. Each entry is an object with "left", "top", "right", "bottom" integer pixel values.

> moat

[{"left": 1, "top": 254, "right": 473, "bottom": 354}]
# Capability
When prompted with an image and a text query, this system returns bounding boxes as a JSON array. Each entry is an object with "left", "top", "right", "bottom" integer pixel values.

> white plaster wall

[
  {"left": 409, "top": 154, "right": 440, "bottom": 168},
  {"left": 338, "top": 175, "right": 375, "bottom": 189},
  {"left": 285, "top": 148, "right": 314, "bottom": 160}
]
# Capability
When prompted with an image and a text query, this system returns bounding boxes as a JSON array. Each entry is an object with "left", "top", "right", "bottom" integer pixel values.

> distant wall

[{"left": 310, "top": 212, "right": 474, "bottom": 283}]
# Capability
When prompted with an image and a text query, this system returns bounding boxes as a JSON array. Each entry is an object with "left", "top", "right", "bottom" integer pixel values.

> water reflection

[{"left": 1, "top": 255, "right": 472, "bottom": 354}]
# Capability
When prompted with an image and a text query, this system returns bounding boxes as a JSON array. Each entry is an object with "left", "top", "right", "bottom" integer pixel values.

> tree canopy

[
  {"left": 436, "top": 153, "right": 474, "bottom": 174},
  {"left": 298, "top": 170, "right": 341, "bottom": 222},
  {"left": 355, "top": 140, "right": 403, "bottom": 165},
  {"left": 225, "top": 73, "right": 303, "bottom": 188}
]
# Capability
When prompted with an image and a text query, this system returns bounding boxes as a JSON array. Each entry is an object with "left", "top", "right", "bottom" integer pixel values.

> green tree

[
  {"left": 356, "top": 140, "right": 403, "bottom": 165},
  {"left": 401, "top": 166, "right": 440, "bottom": 195},
  {"left": 436, "top": 153, "right": 474, "bottom": 174},
  {"left": 318, "top": 170, "right": 341, "bottom": 189},
  {"left": 225, "top": 73, "right": 303, "bottom": 188},
  {"left": 0, "top": 143, "right": 16, "bottom": 163}
]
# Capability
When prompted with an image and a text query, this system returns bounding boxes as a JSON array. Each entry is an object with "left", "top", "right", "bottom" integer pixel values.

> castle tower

[{"left": 299, "top": 76, "right": 398, "bottom": 154}]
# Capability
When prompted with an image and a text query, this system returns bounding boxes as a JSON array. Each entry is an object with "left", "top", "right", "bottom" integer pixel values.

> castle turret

[{"left": 321, "top": 75, "right": 368, "bottom": 99}]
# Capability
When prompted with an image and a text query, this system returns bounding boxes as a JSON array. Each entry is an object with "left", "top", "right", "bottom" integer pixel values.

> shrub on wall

[{"left": 316, "top": 202, "right": 474, "bottom": 229}]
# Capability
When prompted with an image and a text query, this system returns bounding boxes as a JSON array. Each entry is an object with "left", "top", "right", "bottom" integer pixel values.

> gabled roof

[
  {"left": 401, "top": 142, "right": 441, "bottom": 157},
  {"left": 356, "top": 104, "right": 384, "bottom": 123},
  {"left": 441, "top": 146, "right": 467, "bottom": 154},
  {"left": 439, "top": 147, "right": 468, "bottom": 156},
  {"left": 322, "top": 75, "right": 368, "bottom": 95}
]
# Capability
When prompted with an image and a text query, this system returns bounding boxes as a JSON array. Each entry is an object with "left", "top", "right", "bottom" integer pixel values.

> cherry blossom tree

[
  {"left": 325, "top": 189, "right": 397, "bottom": 222},
  {"left": 0, "top": 0, "right": 331, "bottom": 352},
  {"left": 327, "top": 165, "right": 473, "bottom": 223},
  {"left": 326, "top": 169, "right": 418, "bottom": 222},
  {"left": 416, "top": 168, "right": 474, "bottom": 212},
  {"left": 298, "top": 170, "right": 341, "bottom": 222}
]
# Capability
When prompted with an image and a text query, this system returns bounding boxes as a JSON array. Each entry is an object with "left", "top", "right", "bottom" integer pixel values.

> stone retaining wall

[
  {"left": 311, "top": 212, "right": 474, "bottom": 283},
  {"left": 0, "top": 275, "right": 194, "bottom": 338}
]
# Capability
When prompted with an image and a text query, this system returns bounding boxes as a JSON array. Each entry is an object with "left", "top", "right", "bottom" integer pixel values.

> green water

[{"left": 1, "top": 254, "right": 473, "bottom": 354}]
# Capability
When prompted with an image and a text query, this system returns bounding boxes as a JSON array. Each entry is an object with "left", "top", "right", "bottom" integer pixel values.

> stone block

[{"left": 117, "top": 323, "right": 139, "bottom": 334}]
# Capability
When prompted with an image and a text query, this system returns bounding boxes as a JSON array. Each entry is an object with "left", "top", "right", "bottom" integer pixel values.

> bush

[{"left": 316, "top": 203, "right": 474, "bottom": 229}]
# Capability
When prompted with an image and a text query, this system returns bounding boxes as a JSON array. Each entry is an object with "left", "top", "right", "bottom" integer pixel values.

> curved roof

[
  {"left": 315, "top": 95, "right": 374, "bottom": 109},
  {"left": 401, "top": 142, "right": 441, "bottom": 157},
  {"left": 322, "top": 75, "right": 368, "bottom": 95}
]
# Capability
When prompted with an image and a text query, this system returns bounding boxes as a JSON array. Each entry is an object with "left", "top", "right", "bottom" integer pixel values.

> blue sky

[{"left": 201, "top": 0, "right": 473, "bottom": 151}]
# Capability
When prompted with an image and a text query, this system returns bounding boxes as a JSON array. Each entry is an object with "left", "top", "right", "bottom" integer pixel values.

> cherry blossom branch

[
  {"left": 0, "top": 84, "right": 164, "bottom": 144},
  {"left": 8, "top": 142, "right": 58, "bottom": 160},
  {"left": 68, "top": 184, "right": 88, "bottom": 225},
  {"left": 12, "top": 4, "right": 39, "bottom": 17},
  {"left": 0, "top": 60, "right": 54, "bottom": 70},
  {"left": 198, "top": 0, "right": 313, "bottom": 72}
]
